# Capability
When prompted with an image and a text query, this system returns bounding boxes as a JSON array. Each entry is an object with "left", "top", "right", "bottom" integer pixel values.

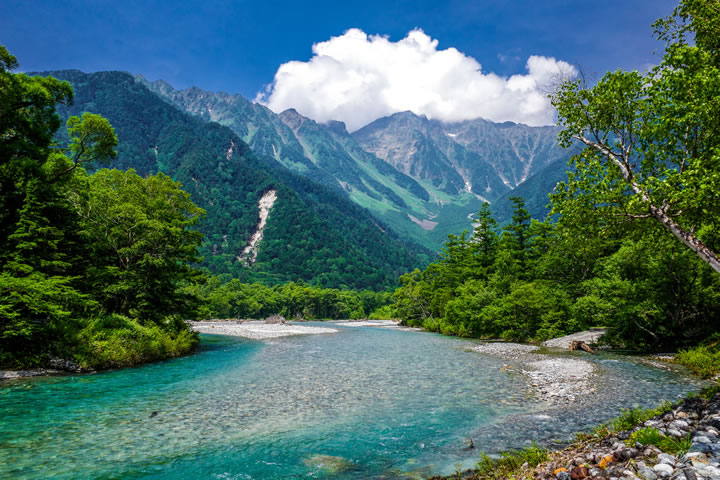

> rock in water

[
  {"left": 302, "top": 454, "right": 352, "bottom": 474},
  {"left": 48, "top": 357, "right": 83, "bottom": 372},
  {"left": 569, "top": 341, "right": 595, "bottom": 354}
]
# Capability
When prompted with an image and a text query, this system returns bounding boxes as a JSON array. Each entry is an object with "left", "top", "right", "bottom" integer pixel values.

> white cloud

[{"left": 255, "top": 28, "right": 577, "bottom": 132}]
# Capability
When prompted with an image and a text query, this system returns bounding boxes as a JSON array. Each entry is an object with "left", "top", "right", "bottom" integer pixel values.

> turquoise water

[{"left": 0, "top": 324, "right": 706, "bottom": 479}]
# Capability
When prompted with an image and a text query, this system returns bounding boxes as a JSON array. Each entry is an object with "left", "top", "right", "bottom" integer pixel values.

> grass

[
  {"left": 629, "top": 427, "right": 691, "bottom": 456},
  {"left": 674, "top": 346, "right": 720, "bottom": 379},
  {"left": 575, "top": 402, "right": 673, "bottom": 442},
  {"left": 71, "top": 314, "right": 198, "bottom": 370},
  {"left": 470, "top": 444, "right": 548, "bottom": 480},
  {"left": 697, "top": 384, "right": 720, "bottom": 400}
]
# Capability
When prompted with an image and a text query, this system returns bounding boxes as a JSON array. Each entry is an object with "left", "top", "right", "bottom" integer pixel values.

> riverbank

[
  {"left": 470, "top": 342, "right": 597, "bottom": 405},
  {"left": 0, "top": 368, "right": 64, "bottom": 380},
  {"left": 431, "top": 388, "right": 720, "bottom": 480},
  {"left": 191, "top": 320, "right": 338, "bottom": 339}
]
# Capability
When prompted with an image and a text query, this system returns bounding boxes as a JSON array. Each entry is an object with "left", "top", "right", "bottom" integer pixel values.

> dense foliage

[
  {"left": 392, "top": 198, "right": 720, "bottom": 348},
  {"left": 189, "top": 278, "right": 393, "bottom": 320},
  {"left": 393, "top": 0, "right": 720, "bottom": 350},
  {"left": 675, "top": 345, "right": 720, "bottom": 379},
  {"left": 0, "top": 48, "right": 201, "bottom": 369},
  {"left": 44, "top": 69, "right": 428, "bottom": 290},
  {"left": 552, "top": 0, "right": 720, "bottom": 274}
]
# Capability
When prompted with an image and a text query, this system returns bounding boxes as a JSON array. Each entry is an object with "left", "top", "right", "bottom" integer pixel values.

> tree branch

[{"left": 574, "top": 134, "right": 720, "bottom": 274}]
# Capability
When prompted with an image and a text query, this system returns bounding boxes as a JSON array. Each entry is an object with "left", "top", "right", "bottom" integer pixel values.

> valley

[{"left": 3, "top": 2, "right": 720, "bottom": 479}]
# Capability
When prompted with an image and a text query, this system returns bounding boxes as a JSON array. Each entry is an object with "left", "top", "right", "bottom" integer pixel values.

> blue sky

[{"left": 2, "top": 0, "right": 678, "bottom": 127}]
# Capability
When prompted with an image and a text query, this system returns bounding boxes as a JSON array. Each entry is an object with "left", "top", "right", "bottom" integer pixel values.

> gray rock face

[
  {"left": 48, "top": 357, "right": 82, "bottom": 372},
  {"left": 353, "top": 111, "right": 567, "bottom": 198}
]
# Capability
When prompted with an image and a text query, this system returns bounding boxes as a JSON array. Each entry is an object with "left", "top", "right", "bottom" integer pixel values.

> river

[{"left": 0, "top": 323, "right": 706, "bottom": 479}]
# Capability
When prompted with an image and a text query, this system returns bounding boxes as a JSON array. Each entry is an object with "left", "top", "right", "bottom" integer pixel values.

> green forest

[
  {"left": 0, "top": 47, "right": 200, "bottom": 369},
  {"left": 46, "top": 69, "right": 429, "bottom": 291},
  {"left": 395, "top": 1, "right": 720, "bottom": 351},
  {"left": 390, "top": 0, "right": 720, "bottom": 367},
  {"left": 189, "top": 279, "right": 392, "bottom": 321},
  {"left": 2, "top": 0, "right": 720, "bottom": 375},
  {"left": 392, "top": 198, "right": 720, "bottom": 349}
]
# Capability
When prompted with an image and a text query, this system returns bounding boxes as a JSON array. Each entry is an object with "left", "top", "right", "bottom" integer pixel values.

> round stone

[{"left": 652, "top": 463, "right": 673, "bottom": 478}]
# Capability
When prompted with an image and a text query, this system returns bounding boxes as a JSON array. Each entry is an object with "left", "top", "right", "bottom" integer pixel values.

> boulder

[{"left": 569, "top": 341, "right": 595, "bottom": 354}]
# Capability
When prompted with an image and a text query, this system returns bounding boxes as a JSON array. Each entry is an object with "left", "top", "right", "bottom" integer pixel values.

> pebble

[
  {"left": 514, "top": 393, "right": 720, "bottom": 480},
  {"left": 636, "top": 463, "right": 657, "bottom": 480},
  {"left": 191, "top": 321, "right": 338, "bottom": 339},
  {"left": 670, "top": 420, "right": 690, "bottom": 431},
  {"left": 653, "top": 463, "right": 673, "bottom": 478}
]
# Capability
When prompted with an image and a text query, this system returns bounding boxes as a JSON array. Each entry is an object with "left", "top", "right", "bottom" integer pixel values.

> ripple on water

[{"left": 0, "top": 325, "right": 707, "bottom": 479}]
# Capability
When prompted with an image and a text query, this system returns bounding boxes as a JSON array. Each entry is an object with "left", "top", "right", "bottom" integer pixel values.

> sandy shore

[{"left": 191, "top": 321, "right": 338, "bottom": 340}]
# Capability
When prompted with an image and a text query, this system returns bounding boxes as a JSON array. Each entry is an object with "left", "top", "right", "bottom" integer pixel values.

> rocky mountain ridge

[
  {"left": 37, "top": 69, "right": 428, "bottom": 289},
  {"left": 139, "top": 76, "right": 573, "bottom": 250}
]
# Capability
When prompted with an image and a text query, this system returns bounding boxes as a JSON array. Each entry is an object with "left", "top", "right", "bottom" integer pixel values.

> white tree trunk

[{"left": 575, "top": 135, "right": 720, "bottom": 274}]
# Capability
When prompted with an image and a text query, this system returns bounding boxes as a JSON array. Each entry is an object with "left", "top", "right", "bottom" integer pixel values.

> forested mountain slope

[
  {"left": 40, "top": 70, "right": 428, "bottom": 289},
  {"left": 139, "top": 78, "right": 462, "bottom": 249},
  {"left": 141, "top": 79, "right": 572, "bottom": 247}
]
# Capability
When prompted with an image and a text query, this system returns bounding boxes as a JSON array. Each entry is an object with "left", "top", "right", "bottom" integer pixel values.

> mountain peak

[
  {"left": 324, "top": 120, "right": 348, "bottom": 136},
  {"left": 278, "top": 108, "right": 309, "bottom": 130},
  {"left": 391, "top": 110, "right": 424, "bottom": 120}
]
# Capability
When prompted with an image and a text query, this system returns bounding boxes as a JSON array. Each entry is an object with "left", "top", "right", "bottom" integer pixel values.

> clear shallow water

[{"left": 0, "top": 324, "right": 706, "bottom": 479}]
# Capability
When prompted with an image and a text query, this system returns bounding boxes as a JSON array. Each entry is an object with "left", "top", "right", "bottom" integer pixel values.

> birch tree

[{"left": 551, "top": 0, "right": 720, "bottom": 273}]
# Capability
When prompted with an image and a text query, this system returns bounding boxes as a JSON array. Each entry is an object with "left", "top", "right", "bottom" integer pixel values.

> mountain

[
  {"left": 352, "top": 112, "right": 568, "bottom": 201},
  {"left": 490, "top": 157, "right": 571, "bottom": 221},
  {"left": 40, "top": 70, "right": 429, "bottom": 290},
  {"left": 141, "top": 79, "right": 572, "bottom": 248},
  {"left": 139, "top": 78, "right": 456, "bottom": 250}
]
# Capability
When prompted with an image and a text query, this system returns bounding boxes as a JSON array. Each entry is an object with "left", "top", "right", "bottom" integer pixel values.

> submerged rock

[{"left": 302, "top": 454, "right": 353, "bottom": 474}]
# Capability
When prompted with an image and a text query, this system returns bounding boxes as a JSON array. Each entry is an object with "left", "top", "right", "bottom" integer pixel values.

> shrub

[
  {"left": 607, "top": 403, "right": 672, "bottom": 433},
  {"left": 577, "top": 403, "right": 673, "bottom": 441},
  {"left": 70, "top": 314, "right": 198, "bottom": 370},
  {"left": 675, "top": 346, "right": 720, "bottom": 379}
]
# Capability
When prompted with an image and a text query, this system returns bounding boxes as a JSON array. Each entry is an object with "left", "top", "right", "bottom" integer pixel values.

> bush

[
  {"left": 576, "top": 402, "right": 673, "bottom": 441},
  {"left": 675, "top": 346, "right": 720, "bottom": 379},
  {"left": 607, "top": 404, "right": 672, "bottom": 433},
  {"left": 368, "top": 305, "right": 396, "bottom": 320},
  {"left": 70, "top": 314, "right": 198, "bottom": 370}
]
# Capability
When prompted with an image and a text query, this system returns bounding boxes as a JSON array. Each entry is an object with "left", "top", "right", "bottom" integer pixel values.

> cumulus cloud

[{"left": 255, "top": 28, "right": 577, "bottom": 132}]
